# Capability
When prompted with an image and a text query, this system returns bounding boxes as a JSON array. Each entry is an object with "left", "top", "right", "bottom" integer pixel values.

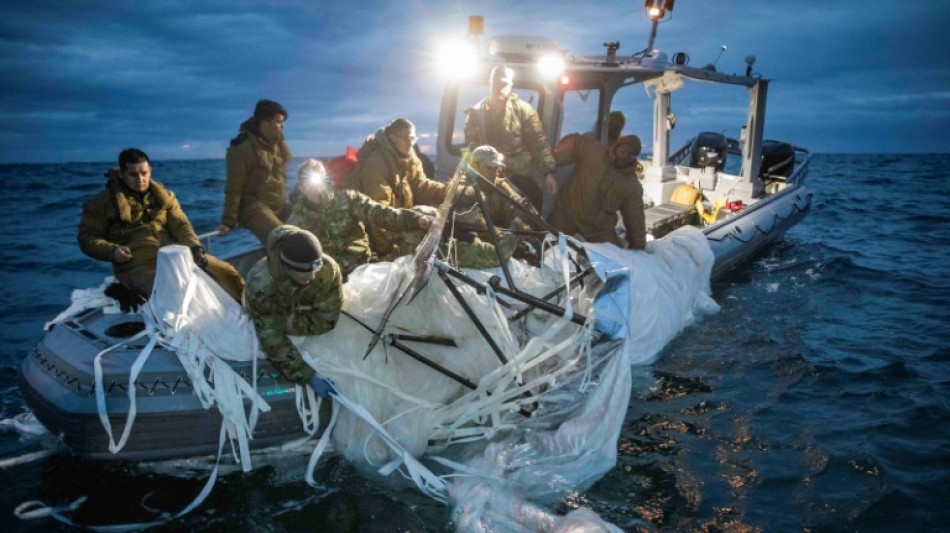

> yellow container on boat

[{"left": 670, "top": 183, "right": 700, "bottom": 206}]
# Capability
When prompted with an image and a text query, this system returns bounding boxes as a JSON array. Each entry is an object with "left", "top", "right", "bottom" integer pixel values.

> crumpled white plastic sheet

[{"left": 296, "top": 226, "right": 719, "bottom": 531}]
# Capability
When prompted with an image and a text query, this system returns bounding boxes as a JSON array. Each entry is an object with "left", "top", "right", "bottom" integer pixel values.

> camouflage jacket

[
  {"left": 552, "top": 133, "right": 646, "bottom": 249},
  {"left": 450, "top": 168, "right": 526, "bottom": 237},
  {"left": 221, "top": 119, "right": 292, "bottom": 228},
  {"left": 78, "top": 170, "right": 201, "bottom": 277},
  {"left": 344, "top": 127, "right": 446, "bottom": 256},
  {"left": 243, "top": 226, "right": 343, "bottom": 384},
  {"left": 463, "top": 94, "right": 557, "bottom": 181},
  {"left": 287, "top": 186, "right": 423, "bottom": 276}
]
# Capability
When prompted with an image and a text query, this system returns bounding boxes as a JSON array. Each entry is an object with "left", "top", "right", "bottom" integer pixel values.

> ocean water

[{"left": 0, "top": 154, "right": 948, "bottom": 532}]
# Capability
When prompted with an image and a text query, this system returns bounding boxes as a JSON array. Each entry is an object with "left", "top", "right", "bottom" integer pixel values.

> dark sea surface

[{"left": 0, "top": 154, "right": 948, "bottom": 532}]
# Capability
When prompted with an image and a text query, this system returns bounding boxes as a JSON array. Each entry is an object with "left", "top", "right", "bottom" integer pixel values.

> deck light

[
  {"left": 436, "top": 39, "right": 480, "bottom": 81},
  {"left": 559, "top": 75, "right": 571, "bottom": 86},
  {"left": 536, "top": 54, "right": 565, "bottom": 79}
]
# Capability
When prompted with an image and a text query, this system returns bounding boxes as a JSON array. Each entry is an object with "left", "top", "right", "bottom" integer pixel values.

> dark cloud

[{"left": 0, "top": 0, "right": 947, "bottom": 163}]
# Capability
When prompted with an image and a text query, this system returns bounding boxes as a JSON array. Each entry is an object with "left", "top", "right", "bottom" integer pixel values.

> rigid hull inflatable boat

[{"left": 14, "top": 6, "right": 812, "bottom": 531}]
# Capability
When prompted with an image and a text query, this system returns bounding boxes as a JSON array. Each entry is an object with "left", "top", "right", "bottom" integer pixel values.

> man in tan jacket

[
  {"left": 548, "top": 134, "right": 646, "bottom": 249},
  {"left": 217, "top": 100, "right": 292, "bottom": 244},
  {"left": 79, "top": 148, "right": 244, "bottom": 304},
  {"left": 344, "top": 118, "right": 446, "bottom": 259}
]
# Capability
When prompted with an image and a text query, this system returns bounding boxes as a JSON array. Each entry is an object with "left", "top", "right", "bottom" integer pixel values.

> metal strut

[
  {"left": 437, "top": 269, "right": 509, "bottom": 365},
  {"left": 435, "top": 259, "right": 588, "bottom": 326},
  {"left": 463, "top": 167, "right": 516, "bottom": 290},
  {"left": 508, "top": 266, "right": 595, "bottom": 322}
]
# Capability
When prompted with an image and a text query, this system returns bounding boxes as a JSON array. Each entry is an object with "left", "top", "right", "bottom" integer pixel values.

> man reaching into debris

[
  {"left": 444, "top": 145, "right": 525, "bottom": 269},
  {"left": 289, "top": 159, "right": 433, "bottom": 279},
  {"left": 244, "top": 225, "right": 343, "bottom": 397},
  {"left": 547, "top": 134, "right": 647, "bottom": 249},
  {"left": 345, "top": 118, "right": 447, "bottom": 259}
]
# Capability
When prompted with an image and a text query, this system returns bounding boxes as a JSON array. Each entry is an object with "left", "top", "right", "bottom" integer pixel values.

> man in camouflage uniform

[
  {"left": 78, "top": 148, "right": 245, "bottom": 304},
  {"left": 464, "top": 66, "right": 558, "bottom": 212},
  {"left": 444, "top": 146, "right": 524, "bottom": 269},
  {"left": 288, "top": 159, "right": 433, "bottom": 278},
  {"left": 548, "top": 134, "right": 646, "bottom": 249},
  {"left": 243, "top": 225, "right": 342, "bottom": 396},
  {"left": 344, "top": 118, "right": 447, "bottom": 258},
  {"left": 217, "top": 100, "right": 293, "bottom": 245}
]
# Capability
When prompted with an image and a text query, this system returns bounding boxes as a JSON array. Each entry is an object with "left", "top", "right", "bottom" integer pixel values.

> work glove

[
  {"left": 104, "top": 282, "right": 148, "bottom": 313},
  {"left": 309, "top": 375, "right": 336, "bottom": 399},
  {"left": 190, "top": 246, "right": 209, "bottom": 269}
]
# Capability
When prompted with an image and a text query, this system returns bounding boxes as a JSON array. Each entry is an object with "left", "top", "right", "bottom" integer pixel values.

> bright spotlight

[
  {"left": 536, "top": 54, "right": 565, "bottom": 79},
  {"left": 436, "top": 39, "right": 480, "bottom": 81}
]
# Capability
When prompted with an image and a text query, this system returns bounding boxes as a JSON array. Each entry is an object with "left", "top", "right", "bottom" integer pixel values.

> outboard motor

[
  {"left": 688, "top": 132, "right": 729, "bottom": 171},
  {"left": 760, "top": 140, "right": 795, "bottom": 179}
]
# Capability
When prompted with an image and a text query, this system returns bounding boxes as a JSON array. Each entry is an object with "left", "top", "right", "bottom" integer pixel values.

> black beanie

[{"left": 279, "top": 232, "right": 323, "bottom": 271}]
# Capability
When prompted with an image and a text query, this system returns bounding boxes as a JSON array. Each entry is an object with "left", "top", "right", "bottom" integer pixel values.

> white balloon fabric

[{"left": 296, "top": 226, "right": 718, "bottom": 531}]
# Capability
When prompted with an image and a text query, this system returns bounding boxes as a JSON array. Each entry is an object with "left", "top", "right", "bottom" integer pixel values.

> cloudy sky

[{"left": 1, "top": 0, "right": 947, "bottom": 164}]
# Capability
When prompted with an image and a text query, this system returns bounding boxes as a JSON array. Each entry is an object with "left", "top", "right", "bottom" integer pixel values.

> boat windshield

[{"left": 560, "top": 87, "right": 602, "bottom": 141}]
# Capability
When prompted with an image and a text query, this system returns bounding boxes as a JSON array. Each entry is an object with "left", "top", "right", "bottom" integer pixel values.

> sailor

[
  {"left": 243, "top": 225, "right": 343, "bottom": 397},
  {"left": 216, "top": 99, "right": 293, "bottom": 244},
  {"left": 344, "top": 118, "right": 447, "bottom": 260},
  {"left": 463, "top": 66, "right": 558, "bottom": 213},
  {"left": 601, "top": 111, "right": 627, "bottom": 144},
  {"left": 78, "top": 148, "right": 245, "bottom": 306},
  {"left": 288, "top": 159, "right": 433, "bottom": 278},
  {"left": 437, "top": 145, "right": 523, "bottom": 269},
  {"left": 547, "top": 134, "right": 647, "bottom": 249}
]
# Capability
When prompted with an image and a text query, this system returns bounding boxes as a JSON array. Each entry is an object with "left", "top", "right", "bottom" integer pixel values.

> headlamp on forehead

[
  {"left": 280, "top": 251, "right": 324, "bottom": 272},
  {"left": 305, "top": 169, "right": 327, "bottom": 187}
]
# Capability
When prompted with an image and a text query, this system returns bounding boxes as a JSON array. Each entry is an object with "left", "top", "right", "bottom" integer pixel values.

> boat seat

[{"left": 645, "top": 202, "right": 697, "bottom": 239}]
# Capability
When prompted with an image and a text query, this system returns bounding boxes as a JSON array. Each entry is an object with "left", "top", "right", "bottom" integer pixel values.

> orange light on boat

[{"left": 559, "top": 75, "right": 570, "bottom": 86}]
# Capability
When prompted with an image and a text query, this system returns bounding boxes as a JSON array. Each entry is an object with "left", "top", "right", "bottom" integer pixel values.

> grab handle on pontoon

[{"left": 196, "top": 230, "right": 222, "bottom": 254}]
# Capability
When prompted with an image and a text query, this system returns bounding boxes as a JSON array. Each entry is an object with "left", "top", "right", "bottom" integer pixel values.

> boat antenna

[
  {"left": 703, "top": 44, "right": 727, "bottom": 71},
  {"left": 637, "top": 0, "right": 675, "bottom": 56}
]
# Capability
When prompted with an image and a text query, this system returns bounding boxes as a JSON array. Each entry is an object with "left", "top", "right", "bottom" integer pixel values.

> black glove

[
  {"left": 104, "top": 282, "right": 148, "bottom": 313},
  {"left": 191, "top": 246, "right": 209, "bottom": 269}
]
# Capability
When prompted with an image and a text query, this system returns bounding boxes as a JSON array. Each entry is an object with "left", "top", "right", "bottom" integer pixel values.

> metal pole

[
  {"left": 437, "top": 270, "right": 509, "bottom": 365},
  {"left": 436, "top": 260, "right": 588, "bottom": 326}
]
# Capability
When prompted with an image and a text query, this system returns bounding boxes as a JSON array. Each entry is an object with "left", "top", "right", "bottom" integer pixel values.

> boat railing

[
  {"left": 196, "top": 230, "right": 221, "bottom": 254},
  {"left": 669, "top": 139, "right": 811, "bottom": 186},
  {"left": 781, "top": 147, "right": 810, "bottom": 185},
  {"left": 668, "top": 138, "right": 695, "bottom": 166}
]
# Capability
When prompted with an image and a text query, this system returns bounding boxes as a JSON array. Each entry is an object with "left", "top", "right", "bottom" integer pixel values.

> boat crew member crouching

[
  {"left": 288, "top": 159, "right": 433, "bottom": 279},
  {"left": 216, "top": 99, "right": 293, "bottom": 245},
  {"left": 444, "top": 145, "right": 525, "bottom": 269},
  {"left": 464, "top": 66, "right": 558, "bottom": 213},
  {"left": 344, "top": 118, "right": 447, "bottom": 260},
  {"left": 78, "top": 148, "right": 245, "bottom": 308},
  {"left": 547, "top": 134, "right": 647, "bottom": 250},
  {"left": 243, "top": 225, "right": 343, "bottom": 397}
]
